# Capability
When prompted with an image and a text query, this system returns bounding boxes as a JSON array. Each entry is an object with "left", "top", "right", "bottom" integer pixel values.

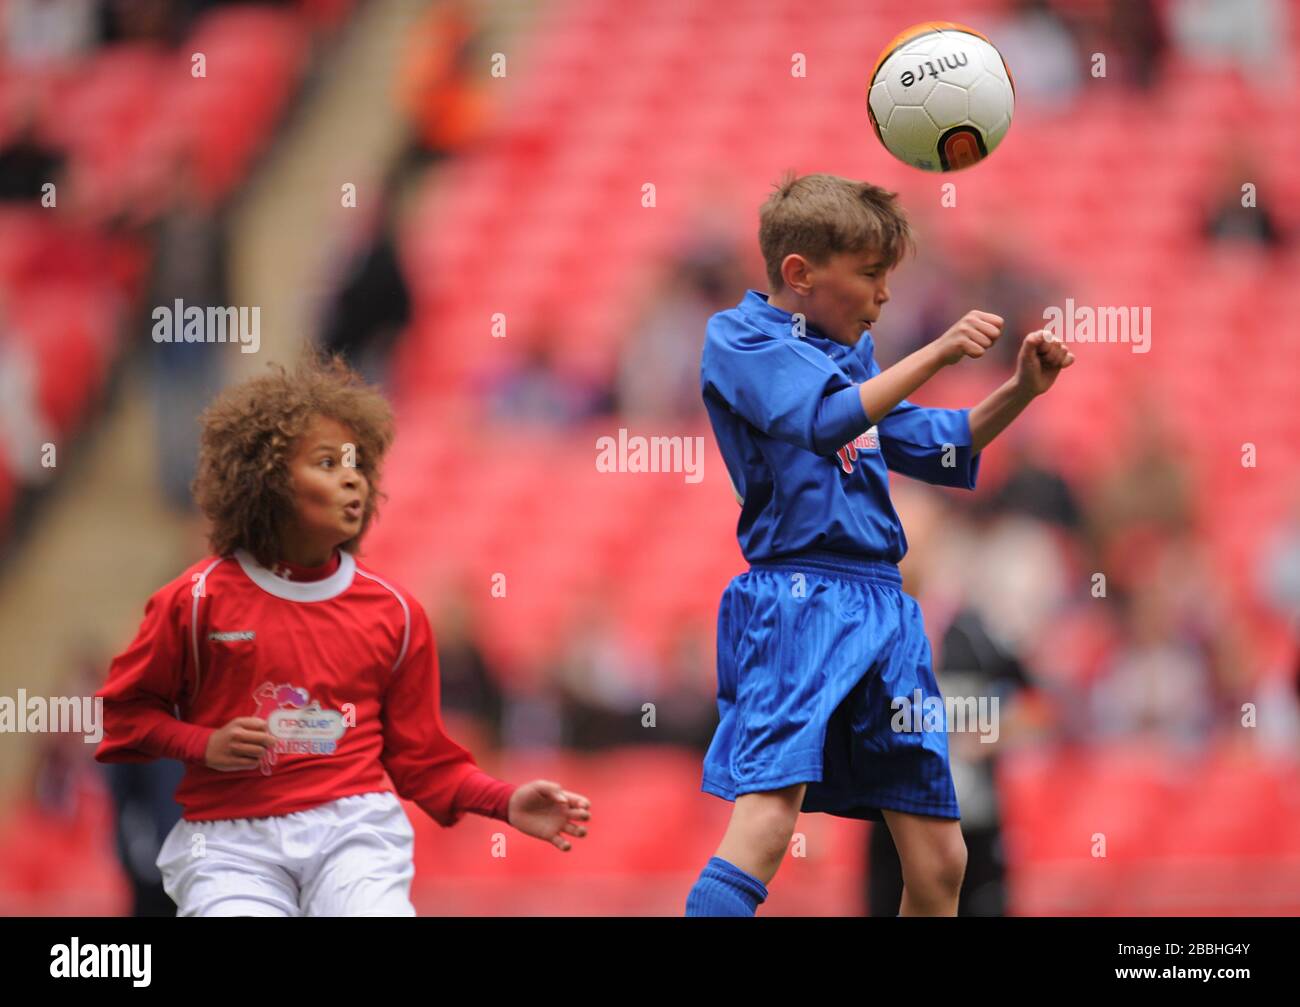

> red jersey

[{"left": 95, "top": 548, "right": 515, "bottom": 824}]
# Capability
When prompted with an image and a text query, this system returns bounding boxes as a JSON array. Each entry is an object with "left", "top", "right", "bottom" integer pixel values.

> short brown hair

[
  {"left": 758, "top": 172, "right": 913, "bottom": 290},
  {"left": 192, "top": 353, "right": 395, "bottom": 568}
]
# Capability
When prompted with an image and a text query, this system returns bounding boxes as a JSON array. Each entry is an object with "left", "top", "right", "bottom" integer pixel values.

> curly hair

[{"left": 191, "top": 353, "right": 395, "bottom": 568}]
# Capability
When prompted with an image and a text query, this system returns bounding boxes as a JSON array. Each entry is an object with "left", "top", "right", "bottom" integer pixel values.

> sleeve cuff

[
  {"left": 959, "top": 408, "right": 981, "bottom": 489},
  {"left": 813, "top": 384, "right": 871, "bottom": 455},
  {"left": 453, "top": 769, "right": 518, "bottom": 822}
]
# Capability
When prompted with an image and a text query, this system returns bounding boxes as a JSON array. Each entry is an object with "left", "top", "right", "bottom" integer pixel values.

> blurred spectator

[
  {"left": 98, "top": 0, "right": 289, "bottom": 47},
  {"left": 142, "top": 146, "right": 229, "bottom": 512},
  {"left": 950, "top": 230, "right": 1060, "bottom": 370},
  {"left": 1087, "top": 400, "right": 1194, "bottom": 565},
  {"left": 28, "top": 651, "right": 104, "bottom": 823},
  {"left": 499, "top": 680, "right": 564, "bottom": 752},
  {"left": 1081, "top": 401, "right": 1255, "bottom": 745},
  {"left": 1069, "top": 0, "right": 1169, "bottom": 93},
  {"left": 554, "top": 596, "right": 653, "bottom": 749},
  {"left": 985, "top": 436, "right": 1085, "bottom": 531},
  {"left": 98, "top": 0, "right": 185, "bottom": 45},
  {"left": 1103, "top": 0, "right": 1168, "bottom": 92},
  {"left": 647, "top": 624, "right": 718, "bottom": 751},
  {"left": 1170, "top": 0, "right": 1292, "bottom": 88},
  {"left": 432, "top": 589, "right": 504, "bottom": 751},
  {"left": 32, "top": 645, "right": 183, "bottom": 916},
  {"left": 2, "top": 0, "right": 98, "bottom": 65},
  {"left": 484, "top": 338, "right": 613, "bottom": 427},
  {"left": 882, "top": 221, "right": 1058, "bottom": 372},
  {"left": 867, "top": 605, "right": 1034, "bottom": 916},
  {"left": 1258, "top": 491, "right": 1300, "bottom": 619},
  {"left": 550, "top": 609, "right": 716, "bottom": 752},
  {"left": 869, "top": 228, "right": 958, "bottom": 368},
  {"left": 869, "top": 508, "right": 1052, "bottom": 915},
  {"left": 0, "top": 298, "right": 57, "bottom": 489},
  {"left": 617, "top": 239, "right": 742, "bottom": 422},
  {"left": 1087, "top": 573, "right": 1215, "bottom": 746},
  {"left": 1201, "top": 150, "right": 1286, "bottom": 249},
  {"left": 985, "top": 0, "right": 1084, "bottom": 114},
  {"left": 1253, "top": 489, "right": 1300, "bottom": 751},
  {"left": 950, "top": 512, "right": 1072, "bottom": 664},
  {"left": 1085, "top": 533, "right": 1247, "bottom": 746},
  {"left": 397, "top": 0, "right": 489, "bottom": 164},
  {"left": 104, "top": 759, "right": 184, "bottom": 916},
  {"left": 0, "top": 100, "right": 66, "bottom": 203},
  {"left": 317, "top": 157, "right": 420, "bottom": 390}
]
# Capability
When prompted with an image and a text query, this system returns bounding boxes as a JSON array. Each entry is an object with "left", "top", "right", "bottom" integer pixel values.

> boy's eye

[{"left": 319, "top": 457, "right": 334, "bottom": 468}]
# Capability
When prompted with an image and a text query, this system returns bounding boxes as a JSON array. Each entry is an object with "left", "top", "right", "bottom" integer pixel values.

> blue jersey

[{"left": 701, "top": 289, "right": 981, "bottom": 564}]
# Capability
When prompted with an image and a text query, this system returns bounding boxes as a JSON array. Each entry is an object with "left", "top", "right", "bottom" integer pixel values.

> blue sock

[{"left": 685, "top": 856, "right": 768, "bottom": 916}]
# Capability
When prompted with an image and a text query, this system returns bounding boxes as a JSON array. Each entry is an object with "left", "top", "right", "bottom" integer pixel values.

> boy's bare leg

[
  {"left": 882, "top": 808, "right": 967, "bottom": 916},
  {"left": 714, "top": 783, "right": 807, "bottom": 886}
]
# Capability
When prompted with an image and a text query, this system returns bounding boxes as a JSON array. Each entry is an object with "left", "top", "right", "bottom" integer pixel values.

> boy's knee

[
  {"left": 935, "top": 837, "right": 968, "bottom": 894},
  {"left": 737, "top": 797, "right": 800, "bottom": 860},
  {"left": 902, "top": 832, "right": 967, "bottom": 897},
  {"left": 921, "top": 833, "right": 967, "bottom": 897},
  {"left": 755, "top": 806, "right": 798, "bottom": 854}
]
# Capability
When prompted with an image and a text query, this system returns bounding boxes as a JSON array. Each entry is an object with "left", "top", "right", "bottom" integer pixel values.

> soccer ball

[{"left": 867, "top": 21, "right": 1015, "bottom": 172}]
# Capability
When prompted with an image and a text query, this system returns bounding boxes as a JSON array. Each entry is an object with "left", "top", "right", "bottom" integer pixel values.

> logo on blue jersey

[{"left": 836, "top": 426, "right": 880, "bottom": 474}]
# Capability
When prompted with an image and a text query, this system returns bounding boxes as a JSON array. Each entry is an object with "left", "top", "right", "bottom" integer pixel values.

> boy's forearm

[
  {"left": 969, "top": 377, "right": 1035, "bottom": 454},
  {"left": 97, "top": 701, "right": 214, "bottom": 764},
  {"left": 858, "top": 342, "right": 946, "bottom": 424}
]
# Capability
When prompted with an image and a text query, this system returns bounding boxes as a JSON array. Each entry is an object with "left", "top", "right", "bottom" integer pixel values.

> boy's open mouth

[{"left": 343, "top": 500, "right": 363, "bottom": 519}]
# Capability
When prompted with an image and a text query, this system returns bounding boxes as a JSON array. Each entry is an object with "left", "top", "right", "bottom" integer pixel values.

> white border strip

[
  {"left": 354, "top": 568, "right": 411, "bottom": 674},
  {"left": 190, "top": 556, "right": 227, "bottom": 700}
]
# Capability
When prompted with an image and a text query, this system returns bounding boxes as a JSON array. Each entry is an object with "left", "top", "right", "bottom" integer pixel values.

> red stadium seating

[
  {"left": 0, "top": 5, "right": 317, "bottom": 542},
  {"left": 2, "top": 743, "right": 1295, "bottom": 915},
  {"left": 5, "top": 0, "right": 1300, "bottom": 917},
  {"left": 1000, "top": 742, "right": 1300, "bottom": 915}
]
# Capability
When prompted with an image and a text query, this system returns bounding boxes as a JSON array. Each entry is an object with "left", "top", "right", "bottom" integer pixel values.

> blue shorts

[{"left": 701, "top": 552, "right": 960, "bottom": 822}]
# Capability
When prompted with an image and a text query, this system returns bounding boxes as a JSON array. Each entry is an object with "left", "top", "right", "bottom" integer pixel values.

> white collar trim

[{"left": 234, "top": 548, "right": 356, "bottom": 602}]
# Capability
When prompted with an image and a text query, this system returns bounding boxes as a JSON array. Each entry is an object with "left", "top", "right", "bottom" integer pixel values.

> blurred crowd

[
  {"left": 981, "top": 0, "right": 1292, "bottom": 108},
  {"left": 3, "top": 0, "right": 1299, "bottom": 917},
  {"left": 3, "top": 0, "right": 295, "bottom": 59}
]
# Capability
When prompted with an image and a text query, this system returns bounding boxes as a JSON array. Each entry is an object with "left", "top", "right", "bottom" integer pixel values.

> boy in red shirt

[{"left": 96, "top": 355, "right": 591, "bottom": 916}]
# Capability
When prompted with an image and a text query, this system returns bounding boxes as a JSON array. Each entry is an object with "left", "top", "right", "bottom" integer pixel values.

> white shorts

[{"left": 157, "top": 791, "right": 417, "bottom": 917}]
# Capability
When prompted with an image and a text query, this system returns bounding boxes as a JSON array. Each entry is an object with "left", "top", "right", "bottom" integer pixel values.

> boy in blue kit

[{"left": 686, "top": 173, "right": 1074, "bottom": 917}]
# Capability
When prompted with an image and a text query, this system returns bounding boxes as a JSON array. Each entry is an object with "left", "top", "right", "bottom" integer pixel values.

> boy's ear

[{"left": 781, "top": 253, "right": 813, "bottom": 296}]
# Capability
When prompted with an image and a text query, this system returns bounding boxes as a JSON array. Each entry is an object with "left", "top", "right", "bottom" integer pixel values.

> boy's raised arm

[
  {"left": 858, "top": 310, "right": 1003, "bottom": 424},
  {"left": 706, "top": 309, "right": 1013, "bottom": 462},
  {"left": 968, "top": 329, "right": 1075, "bottom": 453}
]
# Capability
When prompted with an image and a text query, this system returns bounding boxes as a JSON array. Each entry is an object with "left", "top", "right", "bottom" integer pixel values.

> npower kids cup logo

[
  {"left": 836, "top": 425, "right": 880, "bottom": 474},
  {"left": 252, "top": 682, "right": 348, "bottom": 775}
]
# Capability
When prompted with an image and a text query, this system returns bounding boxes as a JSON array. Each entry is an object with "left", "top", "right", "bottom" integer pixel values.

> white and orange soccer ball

[{"left": 867, "top": 21, "right": 1015, "bottom": 172}]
